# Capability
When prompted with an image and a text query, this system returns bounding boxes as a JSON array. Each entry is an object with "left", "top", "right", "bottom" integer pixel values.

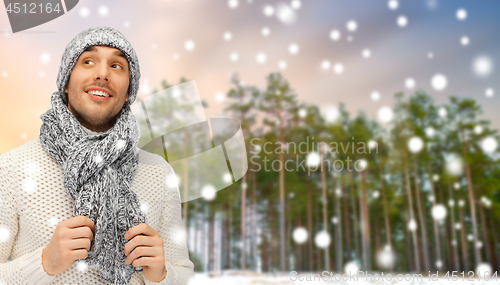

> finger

[
  {"left": 130, "top": 255, "right": 164, "bottom": 268},
  {"left": 125, "top": 223, "right": 157, "bottom": 240},
  {"left": 66, "top": 216, "right": 95, "bottom": 233},
  {"left": 124, "top": 235, "right": 158, "bottom": 256},
  {"left": 69, "top": 238, "right": 91, "bottom": 251},
  {"left": 125, "top": 247, "right": 160, "bottom": 265},
  {"left": 68, "top": 227, "right": 94, "bottom": 241}
]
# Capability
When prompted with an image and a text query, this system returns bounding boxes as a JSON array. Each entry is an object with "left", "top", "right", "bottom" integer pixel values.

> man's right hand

[{"left": 42, "top": 215, "right": 95, "bottom": 276}]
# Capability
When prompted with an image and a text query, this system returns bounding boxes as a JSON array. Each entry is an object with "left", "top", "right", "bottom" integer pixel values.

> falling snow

[
  {"left": 408, "top": 136, "right": 424, "bottom": 153},
  {"left": 378, "top": 106, "right": 394, "bottom": 123},
  {"left": 362, "top": 49, "right": 371, "bottom": 58},
  {"left": 230, "top": 52, "right": 239, "bottom": 62},
  {"left": 485, "top": 88, "right": 494, "bottom": 97},
  {"left": 223, "top": 32, "right": 232, "bottom": 41},
  {"left": 278, "top": 61, "right": 287, "bottom": 69},
  {"left": 261, "top": 27, "right": 270, "bottom": 37},
  {"left": 461, "top": 36, "right": 470, "bottom": 46},
  {"left": 456, "top": 8, "right": 467, "bottom": 21},
  {"left": 98, "top": 5, "right": 109, "bottom": 16},
  {"left": 276, "top": 3, "right": 296, "bottom": 25},
  {"left": 79, "top": 7, "right": 90, "bottom": 18},
  {"left": 405, "top": 78, "right": 415, "bottom": 89},
  {"left": 431, "top": 73, "right": 448, "bottom": 91},
  {"left": 202, "top": 185, "right": 217, "bottom": 201},
  {"left": 346, "top": 20, "right": 357, "bottom": 32},
  {"left": 473, "top": 55, "right": 493, "bottom": 77},
  {"left": 291, "top": 0, "right": 301, "bottom": 10},
  {"left": 185, "top": 40, "right": 195, "bottom": 51},
  {"left": 288, "top": 43, "right": 299, "bottom": 54},
  {"left": 263, "top": 5, "right": 274, "bottom": 17},
  {"left": 40, "top": 53, "right": 50, "bottom": 64},
  {"left": 333, "top": 63, "right": 344, "bottom": 74},
  {"left": 314, "top": 231, "right": 331, "bottom": 248},
  {"left": 256, "top": 52, "right": 266, "bottom": 64},
  {"left": 223, "top": 173, "right": 232, "bottom": 183},
  {"left": 321, "top": 60, "right": 331, "bottom": 70},
  {"left": 292, "top": 227, "right": 308, "bottom": 244},
  {"left": 228, "top": 0, "right": 238, "bottom": 9},
  {"left": 397, "top": 15, "right": 408, "bottom": 27},
  {"left": 330, "top": 29, "right": 341, "bottom": 41},
  {"left": 481, "top": 136, "right": 498, "bottom": 154},
  {"left": 388, "top": 0, "right": 398, "bottom": 10}
]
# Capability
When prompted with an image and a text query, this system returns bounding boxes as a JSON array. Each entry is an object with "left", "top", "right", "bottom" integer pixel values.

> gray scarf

[{"left": 39, "top": 90, "right": 147, "bottom": 284}]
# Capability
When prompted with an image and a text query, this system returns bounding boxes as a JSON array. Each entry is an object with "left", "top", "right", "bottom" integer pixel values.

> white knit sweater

[{"left": 0, "top": 127, "right": 195, "bottom": 284}]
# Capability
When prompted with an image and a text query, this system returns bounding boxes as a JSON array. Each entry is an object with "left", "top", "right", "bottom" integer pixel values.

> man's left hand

[{"left": 124, "top": 223, "right": 167, "bottom": 282}]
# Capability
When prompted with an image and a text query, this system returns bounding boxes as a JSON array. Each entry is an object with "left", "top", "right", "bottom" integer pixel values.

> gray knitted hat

[{"left": 56, "top": 26, "right": 141, "bottom": 105}]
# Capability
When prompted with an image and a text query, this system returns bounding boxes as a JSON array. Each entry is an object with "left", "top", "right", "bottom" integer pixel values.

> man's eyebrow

[
  {"left": 112, "top": 50, "right": 127, "bottom": 60},
  {"left": 83, "top": 46, "right": 127, "bottom": 59},
  {"left": 84, "top": 46, "right": 97, "bottom": 53}
]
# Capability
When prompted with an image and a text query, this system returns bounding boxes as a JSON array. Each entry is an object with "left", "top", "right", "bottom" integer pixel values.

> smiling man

[
  {"left": 65, "top": 45, "right": 132, "bottom": 133},
  {"left": 0, "top": 27, "right": 194, "bottom": 284}
]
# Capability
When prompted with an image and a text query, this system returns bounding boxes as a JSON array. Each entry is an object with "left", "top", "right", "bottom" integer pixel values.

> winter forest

[{"left": 140, "top": 72, "right": 500, "bottom": 280}]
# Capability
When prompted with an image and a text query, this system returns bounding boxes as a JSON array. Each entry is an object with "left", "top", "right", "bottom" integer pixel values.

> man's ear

[{"left": 125, "top": 96, "right": 129, "bottom": 102}]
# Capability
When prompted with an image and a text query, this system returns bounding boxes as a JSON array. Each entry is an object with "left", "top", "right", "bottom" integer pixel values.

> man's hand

[
  {"left": 124, "top": 223, "right": 167, "bottom": 282},
  {"left": 42, "top": 215, "right": 95, "bottom": 275}
]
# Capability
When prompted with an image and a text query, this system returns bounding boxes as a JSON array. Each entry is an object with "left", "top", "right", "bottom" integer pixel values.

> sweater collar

[{"left": 81, "top": 125, "right": 102, "bottom": 135}]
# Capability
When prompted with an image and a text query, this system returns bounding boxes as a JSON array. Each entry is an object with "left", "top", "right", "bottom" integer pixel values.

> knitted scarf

[{"left": 39, "top": 91, "right": 147, "bottom": 284}]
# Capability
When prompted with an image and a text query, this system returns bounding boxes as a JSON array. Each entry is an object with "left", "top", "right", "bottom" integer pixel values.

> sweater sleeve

[
  {"left": 0, "top": 154, "right": 56, "bottom": 285},
  {"left": 141, "top": 164, "right": 195, "bottom": 285}
]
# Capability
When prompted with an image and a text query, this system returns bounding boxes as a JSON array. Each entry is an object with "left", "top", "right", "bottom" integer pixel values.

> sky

[{"left": 1, "top": 0, "right": 500, "bottom": 153}]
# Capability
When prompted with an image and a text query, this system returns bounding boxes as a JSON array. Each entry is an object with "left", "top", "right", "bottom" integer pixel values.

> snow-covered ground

[{"left": 188, "top": 271, "right": 499, "bottom": 285}]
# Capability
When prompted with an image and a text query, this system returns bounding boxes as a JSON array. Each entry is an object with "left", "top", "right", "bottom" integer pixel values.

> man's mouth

[
  {"left": 85, "top": 87, "right": 113, "bottom": 98},
  {"left": 86, "top": 90, "right": 111, "bottom": 97}
]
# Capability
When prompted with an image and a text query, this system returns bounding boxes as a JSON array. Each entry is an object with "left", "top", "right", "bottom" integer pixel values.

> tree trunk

[
  {"left": 228, "top": 193, "right": 233, "bottom": 269},
  {"left": 478, "top": 204, "right": 492, "bottom": 266},
  {"left": 427, "top": 164, "right": 442, "bottom": 270},
  {"left": 380, "top": 169, "right": 392, "bottom": 249},
  {"left": 335, "top": 177, "right": 343, "bottom": 272},
  {"left": 278, "top": 122, "right": 286, "bottom": 272},
  {"left": 448, "top": 184, "right": 461, "bottom": 271},
  {"left": 241, "top": 173, "right": 247, "bottom": 269},
  {"left": 208, "top": 204, "right": 215, "bottom": 271},
  {"left": 341, "top": 174, "right": 351, "bottom": 260},
  {"left": 487, "top": 211, "right": 500, "bottom": 271},
  {"left": 251, "top": 171, "right": 257, "bottom": 270},
  {"left": 459, "top": 128, "right": 482, "bottom": 265},
  {"left": 349, "top": 171, "right": 361, "bottom": 261},
  {"left": 360, "top": 169, "right": 371, "bottom": 270},
  {"left": 458, "top": 201, "right": 469, "bottom": 271},
  {"left": 412, "top": 157, "right": 430, "bottom": 272},
  {"left": 404, "top": 211, "right": 414, "bottom": 272},
  {"left": 403, "top": 152, "right": 420, "bottom": 272},
  {"left": 261, "top": 213, "right": 269, "bottom": 272},
  {"left": 183, "top": 132, "right": 189, "bottom": 236},
  {"left": 320, "top": 149, "right": 329, "bottom": 270},
  {"left": 307, "top": 179, "right": 314, "bottom": 271},
  {"left": 380, "top": 168, "right": 393, "bottom": 272},
  {"left": 194, "top": 199, "right": 199, "bottom": 264}
]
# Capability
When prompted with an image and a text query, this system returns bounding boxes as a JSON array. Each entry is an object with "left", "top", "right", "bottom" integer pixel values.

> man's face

[{"left": 65, "top": 45, "right": 130, "bottom": 132}]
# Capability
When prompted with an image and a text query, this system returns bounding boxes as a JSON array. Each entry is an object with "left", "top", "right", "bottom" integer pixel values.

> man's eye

[
  {"left": 112, "top": 64, "right": 122, "bottom": 70},
  {"left": 84, "top": 60, "right": 95, "bottom": 65}
]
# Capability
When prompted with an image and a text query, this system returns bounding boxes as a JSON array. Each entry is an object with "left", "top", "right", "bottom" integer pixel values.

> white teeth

[{"left": 88, "top": 90, "right": 110, "bottom": 97}]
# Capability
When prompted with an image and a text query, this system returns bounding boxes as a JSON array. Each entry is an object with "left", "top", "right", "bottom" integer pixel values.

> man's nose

[{"left": 95, "top": 64, "right": 110, "bottom": 81}]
